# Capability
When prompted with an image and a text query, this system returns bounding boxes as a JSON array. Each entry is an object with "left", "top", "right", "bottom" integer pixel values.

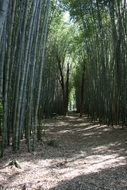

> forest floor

[{"left": 0, "top": 114, "right": 127, "bottom": 190}]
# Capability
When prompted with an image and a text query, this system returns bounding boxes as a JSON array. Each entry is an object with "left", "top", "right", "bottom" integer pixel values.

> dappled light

[
  {"left": 1, "top": 115, "right": 127, "bottom": 189},
  {"left": 1, "top": 0, "right": 127, "bottom": 189}
]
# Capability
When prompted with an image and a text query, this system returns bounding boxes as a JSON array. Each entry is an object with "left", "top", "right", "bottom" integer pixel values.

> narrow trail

[{"left": 0, "top": 114, "right": 127, "bottom": 190}]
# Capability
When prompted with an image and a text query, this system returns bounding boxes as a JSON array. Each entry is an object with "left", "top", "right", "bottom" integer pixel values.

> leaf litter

[{"left": 0, "top": 114, "right": 127, "bottom": 190}]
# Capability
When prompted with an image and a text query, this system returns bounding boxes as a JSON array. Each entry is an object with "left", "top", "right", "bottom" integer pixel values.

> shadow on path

[{"left": 0, "top": 114, "right": 127, "bottom": 189}]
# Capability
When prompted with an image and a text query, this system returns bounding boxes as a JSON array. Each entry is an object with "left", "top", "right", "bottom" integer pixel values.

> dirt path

[{"left": 0, "top": 114, "right": 127, "bottom": 190}]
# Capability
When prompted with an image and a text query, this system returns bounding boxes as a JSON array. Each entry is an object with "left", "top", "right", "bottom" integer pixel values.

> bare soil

[{"left": 0, "top": 114, "right": 127, "bottom": 190}]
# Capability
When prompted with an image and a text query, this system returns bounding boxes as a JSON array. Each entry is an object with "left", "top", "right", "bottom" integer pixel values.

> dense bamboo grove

[
  {"left": 0, "top": 0, "right": 50, "bottom": 156},
  {"left": 40, "top": 9, "right": 75, "bottom": 117},
  {"left": 1, "top": 0, "right": 127, "bottom": 157},
  {"left": 64, "top": 0, "right": 127, "bottom": 125}
]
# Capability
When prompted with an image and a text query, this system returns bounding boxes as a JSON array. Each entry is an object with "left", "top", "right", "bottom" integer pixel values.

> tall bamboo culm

[{"left": 0, "top": 0, "right": 51, "bottom": 156}]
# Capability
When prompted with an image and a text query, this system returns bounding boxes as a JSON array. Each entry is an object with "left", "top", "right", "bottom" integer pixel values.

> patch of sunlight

[
  {"left": 103, "top": 128, "right": 112, "bottom": 131},
  {"left": 16, "top": 149, "right": 127, "bottom": 190},
  {"left": 72, "top": 122, "right": 91, "bottom": 127},
  {"left": 94, "top": 125, "right": 108, "bottom": 129},
  {"left": 85, "top": 154, "right": 125, "bottom": 165},
  {"left": 76, "top": 118, "right": 87, "bottom": 121},
  {"left": 75, "top": 128, "right": 89, "bottom": 132},
  {"left": 71, "top": 123, "right": 93, "bottom": 128},
  {"left": 72, "top": 124, "right": 101, "bottom": 130},
  {"left": 82, "top": 132, "right": 95, "bottom": 136},
  {"left": 44, "top": 123, "right": 56, "bottom": 127},
  {"left": 57, "top": 129, "right": 71, "bottom": 134},
  {"left": 92, "top": 145, "right": 110, "bottom": 152},
  {"left": 50, "top": 150, "right": 127, "bottom": 187},
  {"left": 45, "top": 121, "right": 69, "bottom": 127},
  {"left": 63, "top": 11, "right": 70, "bottom": 23},
  {"left": 56, "top": 121, "right": 69, "bottom": 126},
  {"left": 65, "top": 116, "right": 75, "bottom": 119},
  {"left": 92, "top": 144, "right": 125, "bottom": 155}
]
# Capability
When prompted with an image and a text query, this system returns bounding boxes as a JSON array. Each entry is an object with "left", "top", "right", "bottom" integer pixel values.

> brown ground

[{"left": 0, "top": 114, "right": 127, "bottom": 190}]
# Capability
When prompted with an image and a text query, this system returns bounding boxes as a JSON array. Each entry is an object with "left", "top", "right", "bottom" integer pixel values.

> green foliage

[
  {"left": 61, "top": 0, "right": 127, "bottom": 125},
  {"left": 41, "top": 6, "right": 78, "bottom": 116},
  {"left": 1, "top": 0, "right": 127, "bottom": 157}
]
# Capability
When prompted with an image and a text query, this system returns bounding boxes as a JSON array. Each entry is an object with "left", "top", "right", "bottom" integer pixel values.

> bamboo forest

[{"left": 1, "top": 0, "right": 127, "bottom": 189}]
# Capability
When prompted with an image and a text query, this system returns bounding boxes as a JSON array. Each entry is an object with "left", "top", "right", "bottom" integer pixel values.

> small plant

[{"left": 8, "top": 159, "right": 21, "bottom": 169}]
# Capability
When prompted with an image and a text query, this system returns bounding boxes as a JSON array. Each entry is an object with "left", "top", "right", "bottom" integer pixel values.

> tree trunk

[
  {"left": 79, "top": 66, "right": 85, "bottom": 117},
  {"left": 0, "top": 0, "right": 9, "bottom": 41}
]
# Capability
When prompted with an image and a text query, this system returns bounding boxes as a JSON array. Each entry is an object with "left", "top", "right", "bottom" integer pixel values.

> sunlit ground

[{"left": 0, "top": 115, "right": 127, "bottom": 189}]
